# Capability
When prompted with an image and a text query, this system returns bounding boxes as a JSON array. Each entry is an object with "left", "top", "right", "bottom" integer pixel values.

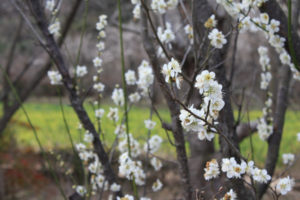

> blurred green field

[{"left": 2, "top": 101, "right": 300, "bottom": 166}]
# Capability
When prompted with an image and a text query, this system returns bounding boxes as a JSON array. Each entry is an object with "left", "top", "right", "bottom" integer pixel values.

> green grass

[{"left": 2, "top": 101, "right": 300, "bottom": 166}]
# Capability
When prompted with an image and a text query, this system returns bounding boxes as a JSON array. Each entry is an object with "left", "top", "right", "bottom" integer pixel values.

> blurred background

[{"left": 0, "top": 0, "right": 300, "bottom": 199}]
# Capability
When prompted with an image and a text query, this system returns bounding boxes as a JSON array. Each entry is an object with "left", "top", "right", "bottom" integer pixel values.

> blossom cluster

[
  {"left": 216, "top": 0, "right": 300, "bottom": 80},
  {"left": 46, "top": 0, "right": 61, "bottom": 38},
  {"left": 205, "top": 157, "right": 271, "bottom": 183},
  {"left": 92, "top": 15, "right": 108, "bottom": 95},
  {"left": 179, "top": 70, "right": 224, "bottom": 141},
  {"left": 161, "top": 58, "right": 182, "bottom": 89},
  {"left": 151, "top": 0, "right": 178, "bottom": 14}
]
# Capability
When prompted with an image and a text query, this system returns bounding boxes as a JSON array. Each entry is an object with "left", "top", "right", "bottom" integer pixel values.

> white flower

[
  {"left": 221, "top": 189, "right": 237, "bottom": 200},
  {"left": 140, "top": 197, "right": 151, "bottom": 200},
  {"left": 125, "top": 70, "right": 137, "bottom": 85},
  {"left": 204, "top": 159, "right": 220, "bottom": 180},
  {"left": 93, "top": 57, "right": 103, "bottom": 68},
  {"left": 279, "top": 51, "right": 291, "bottom": 65},
  {"left": 107, "top": 107, "right": 119, "bottom": 122},
  {"left": 76, "top": 65, "right": 88, "bottom": 77},
  {"left": 84, "top": 131, "right": 94, "bottom": 143},
  {"left": 157, "top": 22, "right": 175, "bottom": 44},
  {"left": 88, "top": 161, "right": 101, "bottom": 174},
  {"left": 112, "top": 88, "right": 124, "bottom": 106},
  {"left": 79, "top": 150, "right": 93, "bottom": 161},
  {"left": 137, "top": 60, "right": 154, "bottom": 94},
  {"left": 48, "top": 70, "right": 62, "bottom": 85},
  {"left": 45, "top": 0, "right": 55, "bottom": 12},
  {"left": 75, "top": 143, "right": 86, "bottom": 152},
  {"left": 117, "top": 194, "right": 134, "bottom": 200},
  {"left": 129, "top": 92, "right": 141, "bottom": 103},
  {"left": 133, "top": 4, "right": 141, "bottom": 19},
  {"left": 267, "top": 19, "right": 280, "bottom": 34},
  {"left": 151, "top": 0, "right": 167, "bottom": 14},
  {"left": 144, "top": 135, "right": 163, "bottom": 154},
  {"left": 260, "top": 13, "right": 269, "bottom": 24},
  {"left": 95, "top": 109, "right": 105, "bottom": 119},
  {"left": 152, "top": 179, "right": 163, "bottom": 192},
  {"left": 161, "top": 58, "right": 182, "bottom": 88},
  {"left": 297, "top": 133, "right": 300, "bottom": 141},
  {"left": 184, "top": 24, "right": 194, "bottom": 44},
  {"left": 252, "top": 168, "right": 271, "bottom": 183},
  {"left": 208, "top": 28, "right": 227, "bottom": 49},
  {"left": 93, "top": 82, "right": 105, "bottom": 92},
  {"left": 276, "top": 176, "right": 294, "bottom": 195},
  {"left": 76, "top": 185, "right": 87, "bottom": 197},
  {"left": 150, "top": 157, "right": 163, "bottom": 171},
  {"left": 96, "top": 42, "right": 105, "bottom": 52},
  {"left": 95, "top": 174, "right": 105, "bottom": 188},
  {"left": 144, "top": 119, "right": 156, "bottom": 130},
  {"left": 110, "top": 183, "right": 121, "bottom": 192},
  {"left": 204, "top": 14, "right": 217, "bottom": 29},
  {"left": 282, "top": 153, "right": 295, "bottom": 165},
  {"left": 48, "top": 20, "right": 61, "bottom": 37},
  {"left": 96, "top": 15, "right": 107, "bottom": 30}
]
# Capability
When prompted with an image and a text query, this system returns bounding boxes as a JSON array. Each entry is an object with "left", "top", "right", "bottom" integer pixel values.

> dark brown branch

[
  {"left": 25, "top": 1, "right": 122, "bottom": 198},
  {"left": 236, "top": 121, "right": 258, "bottom": 143}
]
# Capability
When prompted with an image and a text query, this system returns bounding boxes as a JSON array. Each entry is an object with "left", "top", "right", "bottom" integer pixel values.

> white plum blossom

[
  {"left": 84, "top": 131, "right": 94, "bottom": 143},
  {"left": 76, "top": 185, "right": 87, "bottom": 197},
  {"left": 93, "top": 57, "right": 103, "bottom": 68},
  {"left": 208, "top": 28, "right": 227, "bottom": 49},
  {"left": 107, "top": 107, "right": 119, "bottom": 122},
  {"left": 48, "top": 20, "right": 61, "bottom": 37},
  {"left": 118, "top": 152, "right": 146, "bottom": 185},
  {"left": 96, "top": 42, "right": 105, "bottom": 52},
  {"left": 150, "top": 157, "right": 163, "bottom": 171},
  {"left": 144, "top": 135, "right": 163, "bottom": 154},
  {"left": 297, "top": 132, "right": 300, "bottom": 141},
  {"left": 157, "top": 22, "right": 175, "bottom": 44},
  {"left": 96, "top": 15, "right": 108, "bottom": 31},
  {"left": 204, "top": 159, "right": 220, "bottom": 180},
  {"left": 45, "top": 0, "right": 55, "bottom": 12},
  {"left": 76, "top": 65, "right": 88, "bottom": 77},
  {"left": 118, "top": 134, "right": 141, "bottom": 158},
  {"left": 112, "top": 88, "right": 124, "bottom": 106},
  {"left": 276, "top": 176, "right": 294, "bottom": 195},
  {"left": 125, "top": 70, "right": 137, "bottom": 85},
  {"left": 252, "top": 168, "right": 271, "bottom": 183},
  {"left": 161, "top": 58, "right": 182, "bottom": 89},
  {"left": 117, "top": 195, "right": 134, "bottom": 200},
  {"left": 95, "top": 109, "right": 105, "bottom": 119},
  {"left": 93, "top": 82, "right": 105, "bottom": 92},
  {"left": 144, "top": 119, "right": 156, "bottom": 130},
  {"left": 221, "top": 189, "right": 237, "bottom": 200},
  {"left": 152, "top": 179, "right": 163, "bottom": 192},
  {"left": 137, "top": 60, "right": 154, "bottom": 95},
  {"left": 129, "top": 92, "right": 141, "bottom": 103},
  {"left": 75, "top": 143, "right": 86, "bottom": 152},
  {"left": 204, "top": 14, "right": 217, "bottom": 29},
  {"left": 133, "top": 4, "right": 141, "bottom": 19},
  {"left": 48, "top": 70, "right": 62, "bottom": 85},
  {"left": 282, "top": 153, "right": 295, "bottom": 165},
  {"left": 110, "top": 183, "right": 121, "bottom": 192},
  {"left": 184, "top": 24, "right": 194, "bottom": 44}
]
